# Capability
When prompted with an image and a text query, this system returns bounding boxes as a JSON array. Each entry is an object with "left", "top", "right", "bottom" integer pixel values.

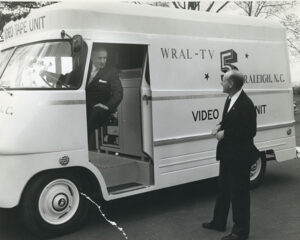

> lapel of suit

[
  {"left": 223, "top": 90, "right": 245, "bottom": 121},
  {"left": 89, "top": 68, "right": 106, "bottom": 86},
  {"left": 93, "top": 68, "right": 103, "bottom": 81}
]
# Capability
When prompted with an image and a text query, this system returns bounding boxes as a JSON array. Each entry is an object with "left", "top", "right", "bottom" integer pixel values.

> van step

[
  {"left": 108, "top": 182, "right": 145, "bottom": 194},
  {"left": 89, "top": 151, "right": 137, "bottom": 169}
]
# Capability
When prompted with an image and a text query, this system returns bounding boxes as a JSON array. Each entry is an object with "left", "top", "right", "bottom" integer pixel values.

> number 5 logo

[{"left": 220, "top": 49, "right": 239, "bottom": 73}]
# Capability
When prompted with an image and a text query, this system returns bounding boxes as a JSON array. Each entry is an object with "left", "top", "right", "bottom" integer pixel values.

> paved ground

[{"left": 0, "top": 99, "right": 300, "bottom": 240}]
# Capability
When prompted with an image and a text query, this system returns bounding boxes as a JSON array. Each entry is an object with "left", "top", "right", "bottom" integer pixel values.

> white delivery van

[{"left": 0, "top": 1, "right": 296, "bottom": 237}]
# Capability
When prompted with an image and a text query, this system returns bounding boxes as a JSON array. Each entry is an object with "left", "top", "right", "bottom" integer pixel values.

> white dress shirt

[
  {"left": 227, "top": 88, "right": 242, "bottom": 112},
  {"left": 88, "top": 64, "right": 98, "bottom": 85}
]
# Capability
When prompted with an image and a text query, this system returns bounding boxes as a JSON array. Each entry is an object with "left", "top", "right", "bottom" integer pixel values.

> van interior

[{"left": 87, "top": 43, "right": 154, "bottom": 194}]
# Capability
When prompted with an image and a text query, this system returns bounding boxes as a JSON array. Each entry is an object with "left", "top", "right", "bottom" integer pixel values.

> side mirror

[{"left": 72, "top": 35, "right": 83, "bottom": 53}]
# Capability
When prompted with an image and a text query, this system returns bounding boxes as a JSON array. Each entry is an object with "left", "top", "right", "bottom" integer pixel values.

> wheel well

[
  {"left": 20, "top": 167, "right": 102, "bottom": 205},
  {"left": 261, "top": 149, "right": 276, "bottom": 161}
]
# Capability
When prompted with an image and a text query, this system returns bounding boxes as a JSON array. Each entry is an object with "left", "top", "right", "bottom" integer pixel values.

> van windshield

[
  {"left": 0, "top": 48, "right": 13, "bottom": 77},
  {"left": 0, "top": 41, "right": 86, "bottom": 89}
]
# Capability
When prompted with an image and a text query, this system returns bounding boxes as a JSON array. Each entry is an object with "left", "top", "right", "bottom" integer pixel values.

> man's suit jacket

[
  {"left": 216, "top": 90, "right": 258, "bottom": 165},
  {"left": 86, "top": 66, "right": 123, "bottom": 113}
]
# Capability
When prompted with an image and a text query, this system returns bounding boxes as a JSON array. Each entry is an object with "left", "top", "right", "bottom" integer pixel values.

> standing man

[
  {"left": 86, "top": 47, "right": 123, "bottom": 148},
  {"left": 202, "top": 70, "right": 259, "bottom": 240}
]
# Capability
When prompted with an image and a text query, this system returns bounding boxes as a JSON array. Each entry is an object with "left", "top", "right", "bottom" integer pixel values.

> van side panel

[{"left": 149, "top": 34, "right": 295, "bottom": 188}]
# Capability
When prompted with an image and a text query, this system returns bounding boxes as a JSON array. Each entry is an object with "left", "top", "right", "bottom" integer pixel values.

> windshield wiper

[{"left": 0, "top": 86, "right": 13, "bottom": 96}]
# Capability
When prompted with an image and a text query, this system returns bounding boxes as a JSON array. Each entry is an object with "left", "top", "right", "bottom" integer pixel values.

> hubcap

[
  {"left": 250, "top": 158, "right": 262, "bottom": 182},
  {"left": 38, "top": 179, "right": 80, "bottom": 225},
  {"left": 52, "top": 193, "right": 69, "bottom": 211}
]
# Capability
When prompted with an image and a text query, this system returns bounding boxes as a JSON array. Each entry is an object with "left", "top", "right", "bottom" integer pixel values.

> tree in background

[
  {"left": 132, "top": 1, "right": 230, "bottom": 12},
  {"left": 172, "top": 1, "right": 230, "bottom": 12},
  {"left": 281, "top": 13, "right": 300, "bottom": 58},
  {"left": 234, "top": 1, "right": 295, "bottom": 17},
  {"left": 234, "top": 1, "right": 300, "bottom": 59}
]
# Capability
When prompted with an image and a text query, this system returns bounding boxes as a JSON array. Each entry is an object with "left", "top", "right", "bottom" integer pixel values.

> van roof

[
  {"left": 46, "top": 1, "right": 283, "bottom": 28},
  {"left": 2, "top": 1, "right": 285, "bottom": 48}
]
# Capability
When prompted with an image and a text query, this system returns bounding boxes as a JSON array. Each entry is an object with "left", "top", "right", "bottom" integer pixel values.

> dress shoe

[
  {"left": 202, "top": 222, "right": 226, "bottom": 232},
  {"left": 221, "top": 233, "right": 248, "bottom": 240}
]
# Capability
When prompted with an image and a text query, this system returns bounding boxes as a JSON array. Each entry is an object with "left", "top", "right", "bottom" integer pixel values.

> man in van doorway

[
  {"left": 202, "top": 70, "right": 259, "bottom": 240},
  {"left": 86, "top": 47, "right": 123, "bottom": 149}
]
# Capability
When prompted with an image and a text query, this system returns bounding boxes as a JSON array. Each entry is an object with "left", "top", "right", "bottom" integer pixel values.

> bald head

[
  {"left": 221, "top": 70, "right": 245, "bottom": 95},
  {"left": 228, "top": 70, "right": 244, "bottom": 89}
]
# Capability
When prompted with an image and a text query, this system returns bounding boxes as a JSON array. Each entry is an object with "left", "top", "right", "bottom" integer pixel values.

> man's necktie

[{"left": 222, "top": 97, "right": 231, "bottom": 119}]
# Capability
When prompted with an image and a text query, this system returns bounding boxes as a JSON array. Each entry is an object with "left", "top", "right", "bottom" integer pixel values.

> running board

[{"left": 108, "top": 182, "right": 147, "bottom": 195}]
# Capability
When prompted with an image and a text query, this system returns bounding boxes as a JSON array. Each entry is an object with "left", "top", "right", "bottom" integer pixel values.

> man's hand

[
  {"left": 94, "top": 103, "right": 109, "bottom": 111},
  {"left": 212, "top": 124, "right": 221, "bottom": 135},
  {"left": 216, "top": 130, "right": 224, "bottom": 141}
]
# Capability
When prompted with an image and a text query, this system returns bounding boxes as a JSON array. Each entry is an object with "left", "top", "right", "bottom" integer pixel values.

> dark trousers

[
  {"left": 87, "top": 106, "right": 110, "bottom": 149},
  {"left": 212, "top": 159, "right": 251, "bottom": 237}
]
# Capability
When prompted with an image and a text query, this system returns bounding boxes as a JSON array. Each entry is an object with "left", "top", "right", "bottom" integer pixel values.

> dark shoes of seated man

[{"left": 202, "top": 222, "right": 248, "bottom": 240}]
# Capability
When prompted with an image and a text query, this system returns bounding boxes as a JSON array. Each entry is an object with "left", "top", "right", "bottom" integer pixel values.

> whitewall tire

[
  {"left": 21, "top": 171, "right": 89, "bottom": 238},
  {"left": 250, "top": 156, "right": 266, "bottom": 189}
]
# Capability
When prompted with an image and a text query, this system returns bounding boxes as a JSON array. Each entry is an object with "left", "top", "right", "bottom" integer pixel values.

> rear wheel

[
  {"left": 21, "top": 171, "right": 89, "bottom": 238},
  {"left": 250, "top": 156, "right": 266, "bottom": 189}
]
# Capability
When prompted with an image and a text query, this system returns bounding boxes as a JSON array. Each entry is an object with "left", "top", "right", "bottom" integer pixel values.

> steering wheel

[
  {"left": 39, "top": 70, "right": 69, "bottom": 88},
  {"left": 39, "top": 70, "right": 56, "bottom": 88}
]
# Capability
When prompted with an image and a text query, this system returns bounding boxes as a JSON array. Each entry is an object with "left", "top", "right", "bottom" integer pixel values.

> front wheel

[
  {"left": 250, "top": 156, "right": 266, "bottom": 189},
  {"left": 20, "top": 172, "right": 89, "bottom": 238}
]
